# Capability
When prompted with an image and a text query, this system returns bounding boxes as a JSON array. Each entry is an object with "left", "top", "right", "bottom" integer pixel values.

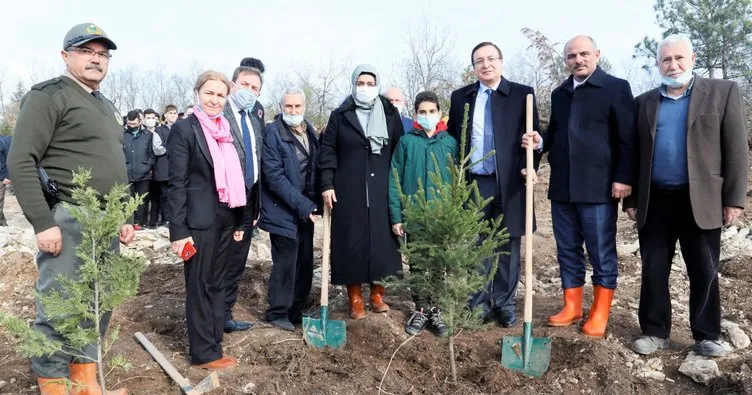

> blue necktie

[
  {"left": 240, "top": 110, "right": 254, "bottom": 188},
  {"left": 482, "top": 89, "right": 496, "bottom": 174}
]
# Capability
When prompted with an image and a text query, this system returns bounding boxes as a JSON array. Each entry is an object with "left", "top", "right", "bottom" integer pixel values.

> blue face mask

[
  {"left": 233, "top": 87, "right": 258, "bottom": 110},
  {"left": 417, "top": 113, "right": 441, "bottom": 132},
  {"left": 661, "top": 69, "right": 693, "bottom": 88}
]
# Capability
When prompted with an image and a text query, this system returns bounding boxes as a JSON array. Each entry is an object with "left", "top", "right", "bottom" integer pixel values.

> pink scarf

[{"left": 193, "top": 106, "right": 247, "bottom": 208}]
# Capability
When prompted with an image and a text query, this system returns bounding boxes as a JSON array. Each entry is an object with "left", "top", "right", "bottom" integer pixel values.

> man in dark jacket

[
  {"left": 123, "top": 109, "right": 161, "bottom": 229},
  {"left": 222, "top": 66, "right": 264, "bottom": 333},
  {"left": 447, "top": 41, "right": 542, "bottom": 328},
  {"left": 143, "top": 108, "right": 167, "bottom": 228},
  {"left": 523, "top": 35, "right": 637, "bottom": 338},
  {"left": 259, "top": 88, "right": 321, "bottom": 331},
  {"left": 152, "top": 104, "right": 178, "bottom": 226},
  {"left": 0, "top": 135, "right": 11, "bottom": 226}
]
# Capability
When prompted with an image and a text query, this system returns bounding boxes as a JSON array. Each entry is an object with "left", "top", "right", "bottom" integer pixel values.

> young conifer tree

[
  {"left": 0, "top": 169, "right": 146, "bottom": 393},
  {"left": 391, "top": 104, "right": 510, "bottom": 382}
]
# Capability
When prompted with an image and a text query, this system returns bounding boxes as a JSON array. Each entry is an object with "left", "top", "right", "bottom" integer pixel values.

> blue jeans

[{"left": 551, "top": 201, "right": 618, "bottom": 289}]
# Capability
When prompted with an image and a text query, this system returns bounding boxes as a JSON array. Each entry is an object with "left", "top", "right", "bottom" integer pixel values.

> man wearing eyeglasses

[
  {"left": 8, "top": 23, "right": 130, "bottom": 395},
  {"left": 447, "top": 41, "right": 542, "bottom": 328}
]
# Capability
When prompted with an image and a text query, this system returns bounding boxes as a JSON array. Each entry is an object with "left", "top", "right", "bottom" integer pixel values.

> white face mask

[
  {"left": 283, "top": 113, "right": 305, "bottom": 127},
  {"left": 143, "top": 119, "right": 157, "bottom": 128},
  {"left": 417, "top": 113, "right": 441, "bottom": 132},
  {"left": 661, "top": 68, "right": 694, "bottom": 88},
  {"left": 355, "top": 86, "right": 379, "bottom": 103},
  {"left": 393, "top": 102, "right": 405, "bottom": 115}
]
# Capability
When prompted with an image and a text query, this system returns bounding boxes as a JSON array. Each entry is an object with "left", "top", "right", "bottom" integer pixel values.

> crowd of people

[{"left": 4, "top": 21, "right": 749, "bottom": 395}]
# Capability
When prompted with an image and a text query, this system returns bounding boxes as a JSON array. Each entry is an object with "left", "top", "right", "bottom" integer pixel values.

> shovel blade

[
  {"left": 185, "top": 371, "right": 219, "bottom": 395},
  {"left": 303, "top": 306, "right": 346, "bottom": 349},
  {"left": 501, "top": 323, "right": 552, "bottom": 378}
]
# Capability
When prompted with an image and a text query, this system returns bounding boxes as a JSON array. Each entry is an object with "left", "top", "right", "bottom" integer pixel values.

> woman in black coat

[
  {"left": 318, "top": 64, "right": 404, "bottom": 319},
  {"left": 168, "top": 71, "right": 246, "bottom": 370}
]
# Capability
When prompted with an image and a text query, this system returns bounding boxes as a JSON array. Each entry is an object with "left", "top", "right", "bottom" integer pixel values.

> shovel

[
  {"left": 135, "top": 332, "right": 220, "bottom": 394},
  {"left": 303, "top": 204, "right": 346, "bottom": 348},
  {"left": 501, "top": 93, "right": 552, "bottom": 377}
]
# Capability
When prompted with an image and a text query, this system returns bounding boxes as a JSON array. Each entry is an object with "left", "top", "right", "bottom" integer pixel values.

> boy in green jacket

[{"left": 389, "top": 91, "right": 458, "bottom": 337}]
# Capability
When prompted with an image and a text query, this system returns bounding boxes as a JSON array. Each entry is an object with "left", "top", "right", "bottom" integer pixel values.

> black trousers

[
  {"left": 638, "top": 187, "right": 722, "bottom": 341},
  {"left": 130, "top": 180, "right": 150, "bottom": 226},
  {"left": 467, "top": 174, "right": 522, "bottom": 317},
  {"left": 184, "top": 206, "right": 235, "bottom": 364},
  {"left": 223, "top": 186, "right": 258, "bottom": 322},
  {"left": 265, "top": 221, "right": 314, "bottom": 322},
  {"left": 148, "top": 180, "right": 168, "bottom": 226}
]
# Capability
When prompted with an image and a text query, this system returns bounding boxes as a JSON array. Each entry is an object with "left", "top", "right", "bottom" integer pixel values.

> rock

[
  {"left": 636, "top": 369, "right": 665, "bottom": 381},
  {"left": 153, "top": 237, "right": 171, "bottom": 252},
  {"left": 253, "top": 242, "right": 271, "bottom": 261},
  {"left": 0, "top": 380, "right": 5, "bottom": 390},
  {"left": 646, "top": 358, "right": 663, "bottom": 371},
  {"left": 721, "top": 321, "right": 751, "bottom": 349},
  {"left": 724, "top": 226, "right": 739, "bottom": 239},
  {"left": 679, "top": 353, "right": 721, "bottom": 385},
  {"left": 734, "top": 228, "right": 750, "bottom": 241},
  {"left": 9, "top": 378, "right": 15, "bottom": 384},
  {"left": 242, "top": 382, "right": 256, "bottom": 393}
]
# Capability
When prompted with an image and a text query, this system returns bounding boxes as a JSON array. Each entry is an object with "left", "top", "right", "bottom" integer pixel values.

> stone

[
  {"left": 242, "top": 382, "right": 256, "bottom": 394},
  {"left": 0, "top": 380, "right": 5, "bottom": 390},
  {"left": 636, "top": 369, "right": 665, "bottom": 381},
  {"left": 726, "top": 326, "right": 750, "bottom": 349},
  {"left": 678, "top": 353, "right": 721, "bottom": 385},
  {"left": 153, "top": 237, "right": 171, "bottom": 252},
  {"left": 734, "top": 228, "right": 750, "bottom": 241}
]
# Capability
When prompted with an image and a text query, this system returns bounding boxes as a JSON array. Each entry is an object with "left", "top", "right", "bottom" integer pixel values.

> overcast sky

[{"left": 0, "top": 0, "right": 663, "bottom": 102}]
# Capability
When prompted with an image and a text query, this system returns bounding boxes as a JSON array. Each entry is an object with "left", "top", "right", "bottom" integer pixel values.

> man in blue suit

[
  {"left": 523, "top": 35, "right": 637, "bottom": 338},
  {"left": 447, "top": 41, "right": 541, "bottom": 327}
]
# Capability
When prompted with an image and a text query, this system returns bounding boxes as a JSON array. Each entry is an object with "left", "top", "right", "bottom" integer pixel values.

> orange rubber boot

[
  {"left": 582, "top": 285, "right": 615, "bottom": 338},
  {"left": 547, "top": 287, "right": 584, "bottom": 327},
  {"left": 347, "top": 284, "right": 367, "bottom": 319},
  {"left": 70, "top": 363, "right": 127, "bottom": 395},
  {"left": 369, "top": 284, "right": 390, "bottom": 313},
  {"left": 37, "top": 378, "right": 69, "bottom": 395}
]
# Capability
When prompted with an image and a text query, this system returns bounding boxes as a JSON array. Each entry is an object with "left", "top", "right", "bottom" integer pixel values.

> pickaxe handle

[{"left": 135, "top": 332, "right": 194, "bottom": 391}]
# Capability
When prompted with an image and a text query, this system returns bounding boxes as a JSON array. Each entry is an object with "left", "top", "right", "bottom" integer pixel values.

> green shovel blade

[
  {"left": 303, "top": 306, "right": 346, "bottom": 349},
  {"left": 501, "top": 322, "right": 552, "bottom": 378}
]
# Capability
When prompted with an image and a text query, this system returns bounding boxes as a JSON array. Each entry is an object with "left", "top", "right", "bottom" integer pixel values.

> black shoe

[
  {"left": 157, "top": 221, "right": 168, "bottom": 227},
  {"left": 270, "top": 319, "right": 295, "bottom": 331},
  {"left": 405, "top": 309, "right": 428, "bottom": 336},
  {"left": 429, "top": 307, "right": 449, "bottom": 338},
  {"left": 497, "top": 310, "right": 517, "bottom": 328},
  {"left": 289, "top": 314, "right": 303, "bottom": 325},
  {"left": 224, "top": 319, "right": 252, "bottom": 333},
  {"left": 146, "top": 225, "right": 157, "bottom": 230}
]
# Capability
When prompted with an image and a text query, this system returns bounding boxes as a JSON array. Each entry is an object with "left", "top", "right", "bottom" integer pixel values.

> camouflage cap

[{"left": 63, "top": 23, "right": 117, "bottom": 50}]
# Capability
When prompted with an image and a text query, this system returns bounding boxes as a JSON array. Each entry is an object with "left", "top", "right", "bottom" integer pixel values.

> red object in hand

[{"left": 181, "top": 242, "right": 197, "bottom": 261}]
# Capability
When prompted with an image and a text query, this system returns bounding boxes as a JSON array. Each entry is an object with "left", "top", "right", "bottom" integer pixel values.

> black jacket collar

[{"left": 562, "top": 65, "right": 606, "bottom": 92}]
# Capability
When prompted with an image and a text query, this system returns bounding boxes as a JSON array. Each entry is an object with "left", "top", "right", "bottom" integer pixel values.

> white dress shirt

[
  {"left": 228, "top": 97, "right": 259, "bottom": 185},
  {"left": 470, "top": 81, "right": 500, "bottom": 174}
]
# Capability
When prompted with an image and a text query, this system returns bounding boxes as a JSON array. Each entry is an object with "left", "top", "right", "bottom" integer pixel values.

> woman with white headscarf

[{"left": 318, "top": 64, "right": 404, "bottom": 319}]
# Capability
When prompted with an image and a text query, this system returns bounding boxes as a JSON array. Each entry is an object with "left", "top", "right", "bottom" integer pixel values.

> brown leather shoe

[
  {"left": 193, "top": 356, "right": 238, "bottom": 370},
  {"left": 37, "top": 377, "right": 69, "bottom": 395},
  {"left": 548, "top": 287, "right": 584, "bottom": 327},
  {"left": 70, "top": 362, "right": 128, "bottom": 394},
  {"left": 582, "top": 285, "right": 615, "bottom": 338},
  {"left": 369, "top": 284, "right": 390, "bottom": 313},
  {"left": 347, "top": 284, "right": 367, "bottom": 319}
]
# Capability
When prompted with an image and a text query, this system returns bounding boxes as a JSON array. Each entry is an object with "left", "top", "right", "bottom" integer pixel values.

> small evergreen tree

[
  {"left": 0, "top": 169, "right": 146, "bottom": 392},
  {"left": 390, "top": 104, "right": 509, "bottom": 383}
]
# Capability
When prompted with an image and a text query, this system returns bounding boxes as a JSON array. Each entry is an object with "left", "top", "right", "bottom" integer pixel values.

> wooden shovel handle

[
  {"left": 320, "top": 204, "right": 331, "bottom": 307},
  {"left": 524, "top": 94, "right": 534, "bottom": 323}
]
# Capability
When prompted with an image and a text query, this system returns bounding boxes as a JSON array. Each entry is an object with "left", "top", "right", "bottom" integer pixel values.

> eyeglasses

[
  {"left": 68, "top": 46, "right": 112, "bottom": 60},
  {"left": 474, "top": 56, "right": 501, "bottom": 66}
]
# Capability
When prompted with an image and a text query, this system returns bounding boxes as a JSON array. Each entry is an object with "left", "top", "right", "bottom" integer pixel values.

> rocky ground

[{"left": 1, "top": 162, "right": 752, "bottom": 394}]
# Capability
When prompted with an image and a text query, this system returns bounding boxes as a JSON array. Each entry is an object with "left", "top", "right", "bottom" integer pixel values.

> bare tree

[
  {"left": 26, "top": 60, "right": 59, "bottom": 85},
  {"left": 294, "top": 53, "right": 351, "bottom": 129},
  {"left": 504, "top": 49, "right": 556, "bottom": 121},
  {"left": 398, "top": 18, "right": 462, "bottom": 112}
]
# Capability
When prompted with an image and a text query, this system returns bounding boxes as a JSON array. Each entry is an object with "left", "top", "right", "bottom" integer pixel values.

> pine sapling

[
  {"left": 0, "top": 168, "right": 146, "bottom": 393},
  {"left": 390, "top": 104, "right": 510, "bottom": 383}
]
